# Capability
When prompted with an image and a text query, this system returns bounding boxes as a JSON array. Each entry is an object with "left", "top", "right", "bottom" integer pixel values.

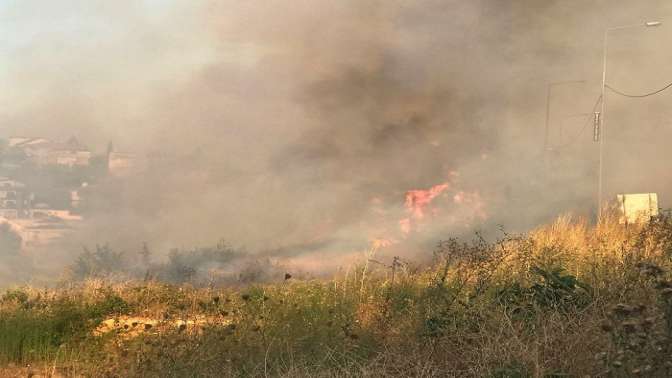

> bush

[
  {"left": 71, "top": 244, "right": 126, "bottom": 279},
  {"left": 160, "top": 241, "right": 242, "bottom": 284},
  {"left": 10, "top": 214, "right": 672, "bottom": 376},
  {"left": 529, "top": 266, "right": 592, "bottom": 311},
  {"left": 0, "top": 292, "right": 129, "bottom": 365},
  {"left": 68, "top": 241, "right": 247, "bottom": 285}
]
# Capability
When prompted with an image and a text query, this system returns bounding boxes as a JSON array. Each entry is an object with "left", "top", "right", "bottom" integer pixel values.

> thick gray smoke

[{"left": 2, "top": 0, "right": 672, "bottom": 279}]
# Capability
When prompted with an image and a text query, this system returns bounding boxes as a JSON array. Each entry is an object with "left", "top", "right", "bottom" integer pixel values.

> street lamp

[{"left": 597, "top": 20, "right": 662, "bottom": 219}]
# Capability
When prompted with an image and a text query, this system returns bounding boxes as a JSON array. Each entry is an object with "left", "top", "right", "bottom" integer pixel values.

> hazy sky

[{"left": 0, "top": 1, "right": 231, "bottom": 147}]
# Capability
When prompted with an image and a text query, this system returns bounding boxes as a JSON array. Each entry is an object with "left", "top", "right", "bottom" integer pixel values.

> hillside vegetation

[{"left": 2, "top": 213, "right": 672, "bottom": 377}]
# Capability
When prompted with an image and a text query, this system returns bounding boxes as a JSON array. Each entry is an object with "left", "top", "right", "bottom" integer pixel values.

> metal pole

[
  {"left": 597, "top": 21, "right": 662, "bottom": 222},
  {"left": 598, "top": 29, "right": 608, "bottom": 220},
  {"left": 543, "top": 84, "right": 552, "bottom": 171},
  {"left": 544, "top": 80, "right": 585, "bottom": 169},
  {"left": 544, "top": 85, "right": 552, "bottom": 154}
]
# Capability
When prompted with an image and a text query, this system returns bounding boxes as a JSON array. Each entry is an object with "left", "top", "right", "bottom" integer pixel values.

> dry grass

[{"left": 3, "top": 213, "right": 672, "bottom": 377}]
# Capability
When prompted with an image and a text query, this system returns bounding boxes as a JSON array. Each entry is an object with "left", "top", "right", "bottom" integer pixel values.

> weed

[{"left": 3, "top": 214, "right": 672, "bottom": 376}]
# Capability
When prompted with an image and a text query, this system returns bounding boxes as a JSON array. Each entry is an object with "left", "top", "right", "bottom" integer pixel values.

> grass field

[{"left": 3, "top": 213, "right": 672, "bottom": 377}]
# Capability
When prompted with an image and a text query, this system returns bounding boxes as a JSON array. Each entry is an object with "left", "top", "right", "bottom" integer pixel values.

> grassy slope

[{"left": 2, "top": 213, "right": 672, "bottom": 377}]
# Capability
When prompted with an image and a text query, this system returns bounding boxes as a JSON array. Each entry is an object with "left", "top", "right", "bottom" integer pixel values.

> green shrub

[
  {"left": 71, "top": 244, "right": 127, "bottom": 279},
  {"left": 0, "top": 292, "right": 131, "bottom": 365},
  {"left": 529, "top": 266, "right": 592, "bottom": 311}
]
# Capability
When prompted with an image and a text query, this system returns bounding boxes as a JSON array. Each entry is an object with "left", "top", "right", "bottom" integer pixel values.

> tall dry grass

[{"left": 2, "top": 213, "right": 672, "bottom": 377}]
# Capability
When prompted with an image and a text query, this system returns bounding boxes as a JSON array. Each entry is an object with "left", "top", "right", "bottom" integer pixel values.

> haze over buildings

[{"left": 2, "top": 1, "right": 672, "bottom": 281}]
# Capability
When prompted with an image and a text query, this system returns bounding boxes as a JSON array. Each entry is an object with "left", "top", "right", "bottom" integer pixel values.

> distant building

[
  {"left": 0, "top": 177, "right": 31, "bottom": 219},
  {"left": 0, "top": 200, "right": 82, "bottom": 252},
  {"left": 108, "top": 152, "right": 138, "bottom": 176},
  {"left": 71, "top": 189, "right": 81, "bottom": 208},
  {"left": 8, "top": 137, "right": 50, "bottom": 147},
  {"left": 8, "top": 137, "right": 91, "bottom": 168},
  {"left": 28, "top": 203, "right": 82, "bottom": 221},
  {"left": 1, "top": 216, "right": 75, "bottom": 250},
  {"left": 106, "top": 142, "right": 139, "bottom": 177},
  {"left": 0, "top": 174, "right": 81, "bottom": 251},
  {"left": 0, "top": 137, "right": 89, "bottom": 252}
]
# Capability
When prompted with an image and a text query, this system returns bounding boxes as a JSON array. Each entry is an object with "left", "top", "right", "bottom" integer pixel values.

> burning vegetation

[
  {"left": 2, "top": 214, "right": 672, "bottom": 376},
  {"left": 4, "top": 0, "right": 672, "bottom": 376},
  {"left": 399, "top": 178, "right": 487, "bottom": 236}
]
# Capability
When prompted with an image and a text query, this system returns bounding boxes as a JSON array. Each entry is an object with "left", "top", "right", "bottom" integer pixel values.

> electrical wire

[
  {"left": 606, "top": 81, "right": 672, "bottom": 98},
  {"left": 549, "top": 79, "right": 672, "bottom": 150},
  {"left": 551, "top": 94, "right": 603, "bottom": 150}
]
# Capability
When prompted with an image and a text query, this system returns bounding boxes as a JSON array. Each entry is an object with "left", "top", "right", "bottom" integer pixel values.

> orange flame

[{"left": 399, "top": 182, "right": 450, "bottom": 234}]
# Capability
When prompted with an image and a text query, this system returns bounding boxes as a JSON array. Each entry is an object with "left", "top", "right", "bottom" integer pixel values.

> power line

[
  {"left": 551, "top": 94, "right": 603, "bottom": 150},
  {"left": 548, "top": 78, "right": 672, "bottom": 150},
  {"left": 606, "top": 81, "right": 672, "bottom": 98}
]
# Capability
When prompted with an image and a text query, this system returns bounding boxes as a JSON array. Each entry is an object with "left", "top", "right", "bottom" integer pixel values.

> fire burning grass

[
  {"left": 3, "top": 213, "right": 672, "bottom": 376},
  {"left": 398, "top": 175, "right": 487, "bottom": 236}
]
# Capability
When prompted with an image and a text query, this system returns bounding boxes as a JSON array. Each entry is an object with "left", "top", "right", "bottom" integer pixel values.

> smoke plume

[{"left": 3, "top": 0, "right": 672, "bottom": 279}]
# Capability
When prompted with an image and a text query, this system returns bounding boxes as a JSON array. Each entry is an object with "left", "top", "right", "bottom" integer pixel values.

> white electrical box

[{"left": 616, "top": 193, "right": 659, "bottom": 224}]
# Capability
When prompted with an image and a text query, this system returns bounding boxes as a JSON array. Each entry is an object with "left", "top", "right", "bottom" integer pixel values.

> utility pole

[
  {"left": 597, "top": 21, "right": 662, "bottom": 220},
  {"left": 543, "top": 80, "right": 585, "bottom": 170}
]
